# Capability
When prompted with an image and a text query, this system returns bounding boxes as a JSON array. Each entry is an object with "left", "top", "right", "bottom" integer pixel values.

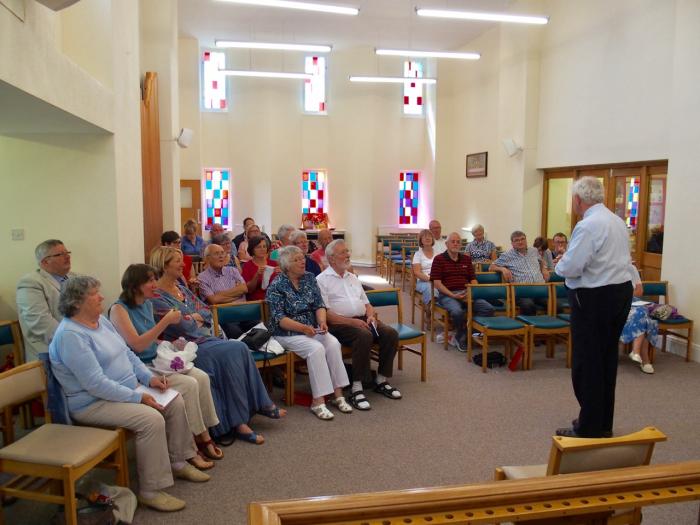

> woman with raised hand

[{"left": 149, "top": 246, "right": 286, "bottom": 445}]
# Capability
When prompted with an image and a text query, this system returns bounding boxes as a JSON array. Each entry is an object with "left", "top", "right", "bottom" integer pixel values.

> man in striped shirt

[{"left": 431, "top": 233, "right": 494, "bottom": 351}]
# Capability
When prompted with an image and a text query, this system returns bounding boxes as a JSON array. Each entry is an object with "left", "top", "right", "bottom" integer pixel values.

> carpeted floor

[{"left": 5, "top": 269, "right": 700, "bottom": 524}]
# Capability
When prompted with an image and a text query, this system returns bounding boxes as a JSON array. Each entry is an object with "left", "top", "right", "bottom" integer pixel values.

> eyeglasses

[{"left": 43, "top": 251, "right": 71, "bottom": 260}]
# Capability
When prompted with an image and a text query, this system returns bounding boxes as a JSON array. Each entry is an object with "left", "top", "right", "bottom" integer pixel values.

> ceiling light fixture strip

[
  {"left": 349, "top": 76, "right": 437, "bottom": 85},
  {"left": 216, "top": 41, "right": 332, "bottom": 52},
  {"left": 217, "top": 0, "right": 358, "bottom": 16},
  {"left": 415, "top": 8, "right": 548, "bottom": 25},
  {"left": 220, "top": 70, "right": 313, "bottom": 79},
  {"left": 375, "top": 48, "right": 480, "bottom": 60}
]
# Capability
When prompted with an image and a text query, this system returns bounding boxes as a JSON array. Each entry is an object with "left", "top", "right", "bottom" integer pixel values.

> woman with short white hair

[
  {"left": 266, "top": 246, "right": 351, "bottom": 420},
  {"left": 466, "top": 224, "right": 497, "bottom": 264},
  {"left": 289, "top": 229, "right": 322, "bottom": 276}
]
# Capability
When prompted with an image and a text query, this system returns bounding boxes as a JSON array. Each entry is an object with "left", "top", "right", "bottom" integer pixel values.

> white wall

[{"left": 179, "top": 44, "right": 436, "bottom": 263}]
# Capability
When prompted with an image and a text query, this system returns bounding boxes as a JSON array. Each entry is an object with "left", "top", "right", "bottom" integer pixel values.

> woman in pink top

[{"left": 241, "top": 236, "right": 279, "bottom": 301}]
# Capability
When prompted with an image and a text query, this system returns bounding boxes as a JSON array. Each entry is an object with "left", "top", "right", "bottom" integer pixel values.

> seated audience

[
  {"left": 110, "top": 264, "right": 222, "bottom": 467},
  {"left": 266, "top": 246, "right": 351, "bottom": 420},
  {"left": 181, "top": 220, "right": 206, "bottom": 258},
  {"left": 16, "top": 239, "right": 74, "bottom": 362},
  {"left": 49, "top": 275, "right": 208, "bottom": 513},
  {"left": 210, "top": 233, "right": 241, "bottom": 270},
  {"left": 237, "top": 223, "right": 262, "bottom": 263},
  {"left": 290, "top": 230, "right": 322, "bottom": 276},
  {"left": 149, "top": 246, "right": 286, "bottom": 444},
  {"left": 209, "top": 223, "right": 225, "bottom": 242},
  {"left": 491, "top": 231, "right": 550, "bottom": 315},
  {"left": 551, "top": 232, "right": 568, "bottom": 267},
  {"left": 466, "top": 224, "right": 497, "bottom": 264},
  {"left": 621, "top": 273, "right": 658, "bottom": 374},
  {"left": 430, "top": 233, "right": 495, "bottom": 351},
  {"left": 412, "top": 229, "right": 438, "bottom": 305},
  {"left": 161, "top": 231, "right": 193, "bottom": 282},
  {"left": 241, "top": 236, "right": 279, "bottom": 301},
  {"left": 429, "top": 220, "right": 447, "bottom": 254},
  {"left": 270, "top": 224, "right": 295, "bottom": 261},
  {"left": 317, "top": 240, "right": 400, "bottom": 411},
  {"left": 232, "top": 217, "right": 254, "bottom": 249},
  {"left": 533, "top": 236, "right": 555, "bottom": 271},
  {"left": 310, "top": 228, "right": 333, "bottom": 270}
]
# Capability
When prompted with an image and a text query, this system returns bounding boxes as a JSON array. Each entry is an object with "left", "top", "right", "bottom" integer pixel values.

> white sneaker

[
  {"left": 436, "top": 333, "right": 445, "bottom": 344},
  {"left": 641, "top": 363, "right": 655, "bottom": 374},
  {"left": 629, "top": 352, "right": 643, "bottom": 364}
]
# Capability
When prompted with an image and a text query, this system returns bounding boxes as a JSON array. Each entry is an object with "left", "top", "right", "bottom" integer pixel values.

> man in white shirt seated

[
  {"left": 429, "top": 220, "right": 447, "bottom": 254},
  {"left": 316, "top": 240, "right": 401, "bottom": 410},
  {"left": 16, "top": 239, "right": 75, "bottom": 361}
]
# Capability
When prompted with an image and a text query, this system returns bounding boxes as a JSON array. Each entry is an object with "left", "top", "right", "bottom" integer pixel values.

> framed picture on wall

[{"left": 466, "top": 152, "right": 488, "bottom": 178}]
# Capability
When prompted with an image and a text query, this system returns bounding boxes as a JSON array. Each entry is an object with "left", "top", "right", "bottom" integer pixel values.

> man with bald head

[
  {"left": 430, "top": 232, "right": 494, "bottom": 351},
  {"left": 429, "top": 220, "right": 447, "bottom": 254},
  {"left": 310, "top": 228, "right": 333, "bottom": 270},
  {"left": 16, "top": 239, "right": 75, "bottom": 361}
]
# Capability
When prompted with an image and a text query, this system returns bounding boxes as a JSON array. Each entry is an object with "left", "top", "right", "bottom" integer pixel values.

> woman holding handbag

[{"left": 110, "top": 264, "right": 223, "bottom": 464}]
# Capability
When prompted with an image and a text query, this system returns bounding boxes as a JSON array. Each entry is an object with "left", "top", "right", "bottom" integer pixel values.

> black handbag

[{"left": 241, "top": 328, "right": 272, "bottom": 351}]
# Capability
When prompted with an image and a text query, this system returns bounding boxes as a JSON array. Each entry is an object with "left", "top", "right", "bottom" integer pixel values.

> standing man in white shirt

[
  {"left": 317, "top": 240, "right": 401, "bottom": 411},
  {"left": 16, "top": 239, "right": 74, "bottom": 361},
  {"left": 554, "top": 177, "right": 635, "bottom": 438},
  {"left": 429, "top": 220, "right": 447, "bottom": 254}
]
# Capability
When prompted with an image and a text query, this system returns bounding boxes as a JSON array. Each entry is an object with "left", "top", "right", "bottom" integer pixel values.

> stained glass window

[
  {"left": 403, "top": 61, "right": 423, "bottom": 115},
  {"left": 203, "top": 168, "right": 231, "bottom": 231},
  {"left": 201, "top": 50, "right": 227, "bottom": 111},
  {"left": 304, "top": 56, "right": 326, "bottom": 113},
  {"left": 302, "top": 170, "right": 326, "bottom": 213},
  {"left": 399, "top": 171, "right": 419, "bottom": 225}
]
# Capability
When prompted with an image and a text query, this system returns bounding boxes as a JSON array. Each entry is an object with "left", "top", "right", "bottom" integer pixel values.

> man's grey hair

[
  {"left": 289, "top": 230, "right": 308, "bottom": 244},
  {"left": 59, "top": 275, "right": 101, "bottom": 318},
  {"left": 446, "top": 232, "right": 461, "bottom": 242},
  {"left": 203, "top": 243, "right": 225, "bottom": 257},
  {"left": 209, "top": 233, "right": 229, "bottom": 246},
  {"left": 277, "top": 224, "right": 295, "bottom": 242},
  {"left": 35, "top": 239, "right": 64, "bottom": 264},
  {"left": 510, "top": 230, "right": 526, "bottom": 242},
  {"left": 572, "top": 176, "right": 605, "bottom": 205},
  {"left": 325, "top": 239, "right": 345, "bottom": 260},
  {"left": 277, "top": 245, "right": 303, "bottom": 273},
  {"left": 471, "top": 224, "right": 484, "bottom": 233}
]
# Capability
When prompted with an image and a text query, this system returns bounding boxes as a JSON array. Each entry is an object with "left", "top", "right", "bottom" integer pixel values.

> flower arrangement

[{"left": 301, "top": 212, "right": 329, "bottom": 230}]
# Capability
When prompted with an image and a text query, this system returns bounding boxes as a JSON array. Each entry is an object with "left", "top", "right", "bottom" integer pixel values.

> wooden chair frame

[
  {"left": 212, "top": 300, "right": 294, "bottom": 406},
  {"left": 641, "top": 280, "right": 694, "bottom": 362},
  {"left": 511, "top": 283, "right": 572, "bottom": 370},
  {"left": 0, "top": 362, "right": 129, "bottom": 525},
  {"left": 0, "top": 320, "right": 25, "bottom": 367},
  {"left": 429, "top": 280, "right": 450, "bottom": 351},
  {"left": 365, "top": 288, "right": 427, "bottom": 382},
  {"left": 409, "top": 273, "right": 427, "bottom": 332},
  {"left": 467, "top": 284, "right": 529, "bottom": 373}
]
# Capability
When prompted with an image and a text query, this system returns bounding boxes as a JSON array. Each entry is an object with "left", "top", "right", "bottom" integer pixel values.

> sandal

[
  {"left": 235, "top": 430, "right": 265, "bottom": 445},
  {"left": 374, "top": 382, "right": 402, "bottom": 400},
  {"left": 196, "top": 439, "right": 224, "bottom": 460},
  {"left": 214, "top": 432, "right": 236, "bottom": 447},
  {"left": 188, "top": 451, "right": 215, "bottom": 470},
  {"left": 310, "top": 403, "right": 334, "bottom": 420},
  {"left": 330, "top": 396, "right": 353, "bottom": 413},
  {"left": 348, "top": 391, "right": 371, "bottom": 411},
  {"left": 258, "top": 405, "right": 287, "bottom": 419}
]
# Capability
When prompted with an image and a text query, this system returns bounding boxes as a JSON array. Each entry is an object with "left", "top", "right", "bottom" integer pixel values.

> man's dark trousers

[
  {"left": 328, "top": 316, "right": 398, "bottom": 383},
  {"left": 568, "top": 281, "right": 632, "bottom": 437}
]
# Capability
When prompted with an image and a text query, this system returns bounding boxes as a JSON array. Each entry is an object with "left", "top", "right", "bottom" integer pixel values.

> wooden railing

[{"left": 249, "top": 461, "right": 700, "bottom": 525}]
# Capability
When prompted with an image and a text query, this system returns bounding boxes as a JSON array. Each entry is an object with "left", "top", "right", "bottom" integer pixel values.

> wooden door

[
  {"left": 140, "top": 72, "right": 164, "bottom": 258},
  {"left": 639, "top": 168, "right": 666, "bottom": 280},
  {"left": 180, "top": 179, "right": 202, "bottom": 235}
]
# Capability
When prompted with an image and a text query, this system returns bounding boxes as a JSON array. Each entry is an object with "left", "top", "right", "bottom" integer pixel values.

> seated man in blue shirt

[{"left": 490, "top": 231, "right": 550, "bottom": 315}]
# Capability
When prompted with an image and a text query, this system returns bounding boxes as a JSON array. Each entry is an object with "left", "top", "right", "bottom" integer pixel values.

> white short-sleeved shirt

[
  {"left": 433, "top": 238, "right": 447, "bottom": 254},
  {"left": 412, "top": 248, "right": 435, "bottom": 276},
  {"left": 316, "top": 267, "right": 368, "bottom": 318}
]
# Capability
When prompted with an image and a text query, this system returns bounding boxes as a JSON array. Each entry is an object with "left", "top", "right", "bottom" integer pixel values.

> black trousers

[
  {"left": 328, "top": 316, "right": 398, "bottom": 383},
  {"left": 568, "top": 282, "right": 632, "bottom": 437}
]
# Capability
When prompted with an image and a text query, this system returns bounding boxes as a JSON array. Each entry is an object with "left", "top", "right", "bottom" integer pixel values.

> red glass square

[
  {"left": 411, "top": 82, "right": 415, "bottom": 88},
  {"left": 310, "top": 182, "right": 316, "bottom": 190},
  {"left": 417, "top": 96, "right": 423, "bottom": 105},
  {"left": 303, "top": 172, "right": 309, "bottom": 181},
  {"left": 214, "top": 209, "right": 221, "bottom": 217},
  {"left": 220, "top": 100, "right": 227, "bottom": 109},
  {"left": 310, "top": 199, "right": 316, "bottom": 207},
  {"left": 212, "top": 80, "right": 218, "bottom": 89},
  {"left": 223, "top": 190, "right": 229, "bottom": 199},
  {"left": 403, "top": 96, "right": 409, "bottom": 105},
  {"left": 318, "top": 190, "right": 324, "bottom": 199}
]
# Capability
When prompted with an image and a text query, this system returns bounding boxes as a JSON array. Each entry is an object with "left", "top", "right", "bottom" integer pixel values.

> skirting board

[{"left": 666, "top": 334, "right": 699, "bottom": 363}]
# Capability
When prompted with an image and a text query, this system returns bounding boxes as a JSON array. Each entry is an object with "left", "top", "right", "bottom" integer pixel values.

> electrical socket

[{"left": 11, "top": 229, "right": 25, "bottom": 241}]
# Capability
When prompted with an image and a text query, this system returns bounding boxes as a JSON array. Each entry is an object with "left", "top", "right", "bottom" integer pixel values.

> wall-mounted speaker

[
  {"left": 176, "top": 128, "right": 193, "bottom": 148},
  {"left": 502, "top": 138, "right": 523, "bottom": 158},
  {"left": 34, "top": 0, "right": 81, "bottom": 11}
]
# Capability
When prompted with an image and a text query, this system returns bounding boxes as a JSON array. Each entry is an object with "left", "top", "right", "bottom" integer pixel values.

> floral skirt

[{"left": 619, "top": 306, "right": 660, "bottom": 348}]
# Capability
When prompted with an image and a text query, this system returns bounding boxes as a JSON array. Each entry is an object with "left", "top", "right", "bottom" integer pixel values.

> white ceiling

[{"left": 178, "top": 0, "right": 518, "bottom": 52}]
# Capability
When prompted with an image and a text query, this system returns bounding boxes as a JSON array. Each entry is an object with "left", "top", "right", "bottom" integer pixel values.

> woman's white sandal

[
  {"left": 331, "top": 396, "right": 353, "bottom": 413},
  {"left": 310, "top": 403, "right": 334, "bottom": 420}
]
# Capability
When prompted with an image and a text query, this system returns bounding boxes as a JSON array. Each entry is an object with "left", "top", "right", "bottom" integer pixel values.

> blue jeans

[
  {"left": 437, "top": 293, "right": 495, "bottom": 342},
  {"left": 415, "top": 280, "right": 437, "bottom": 305}
]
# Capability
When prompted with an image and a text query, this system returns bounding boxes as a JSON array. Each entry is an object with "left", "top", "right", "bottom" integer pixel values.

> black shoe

[
  {"left": 571, "top": 419, "right": 613, "bottom": 438},
  {"left": 556, "top": 427, "right": 584, "bottom": 438}
]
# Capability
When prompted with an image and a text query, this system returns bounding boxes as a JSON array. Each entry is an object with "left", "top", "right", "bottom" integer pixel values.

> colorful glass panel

[
  {"left": 302, "top": 170, "right": 327, "bottom": 213},
  {"left": 399, "top": 171, "right": 419, "bottom": 224},
  {"left": 304, "top": 56, "right": 326, "bottom": 113},
  {"left": 202, "top": 50, "right": 227, "bottom": 111},
  {"left": 203, "top": 168, "right": 231, "bottom": 230},
  {"left": 403, "top": 61, "right": 423, "bottom": 115}
]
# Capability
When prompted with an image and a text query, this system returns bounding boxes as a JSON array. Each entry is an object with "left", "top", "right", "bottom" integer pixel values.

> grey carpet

[{"left": 5, "top": 270, "right": 700, "bottom": 525}]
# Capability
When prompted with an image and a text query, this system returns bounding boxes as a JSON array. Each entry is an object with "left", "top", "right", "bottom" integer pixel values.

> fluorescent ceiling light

[
  {"left": 376, "top": 48, "right": 480, "bottom": 60},
  {"left": 349, "top": 76, "right": 437, "bottom": 85},
  {"left": 220, "top": 69, "right": 312, "bottom": 79},
  {"left": 216, "top": 41, "right": 332, "bottom": 52},
  {"left": 416, "top": 8, "right": 548, "bottom": 25},
  {"left": 217, "top": 0, "right": 358, "bottom": 15}
]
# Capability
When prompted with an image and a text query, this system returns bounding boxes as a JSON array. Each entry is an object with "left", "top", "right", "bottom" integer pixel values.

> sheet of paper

[
  {"left": 135, "top": 385, "right": 179, "bottom": 407},
  {"left": 262, "top": 266, "right": 275, "bottom": 289},
  {"left": 632, "top": 300, "right": 652, "bottom": 307}
]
